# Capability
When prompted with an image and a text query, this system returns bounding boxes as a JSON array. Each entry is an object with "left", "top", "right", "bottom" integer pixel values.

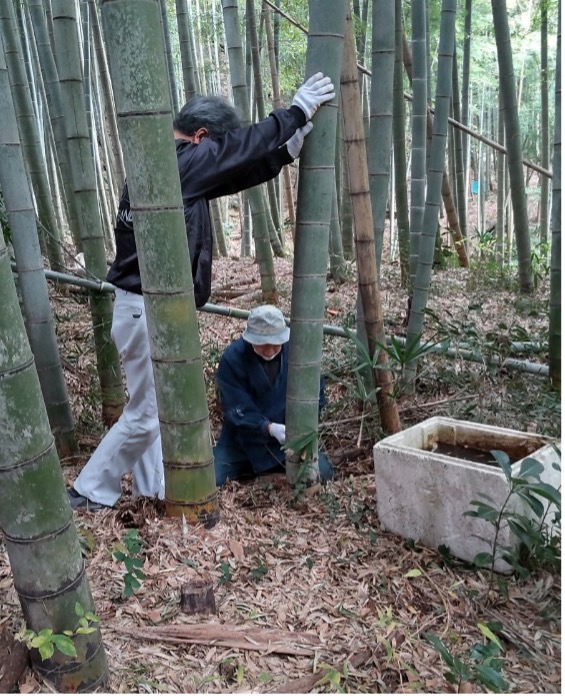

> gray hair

[{"left": 173, "top": 95, "right": 241, "bottom": 139}]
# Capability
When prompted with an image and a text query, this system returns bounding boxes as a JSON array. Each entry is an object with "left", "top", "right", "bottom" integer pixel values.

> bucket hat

[{"left": 242, "top": 305, "right": 290, "bottom": 345}]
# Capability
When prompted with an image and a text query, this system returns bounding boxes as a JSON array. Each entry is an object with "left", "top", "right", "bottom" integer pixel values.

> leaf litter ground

[{"left": 0, "top": 244, "right": 560, "bottom": 694}]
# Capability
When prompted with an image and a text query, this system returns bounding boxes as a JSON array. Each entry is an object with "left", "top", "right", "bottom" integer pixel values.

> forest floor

[{"left": 0, "top": 206, "right": 561, "bottom": 694}]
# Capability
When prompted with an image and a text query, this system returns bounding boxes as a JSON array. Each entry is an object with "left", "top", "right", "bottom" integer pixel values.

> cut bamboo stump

[{"left": 180, "top": 575, "right": 216, "bottom": 616}]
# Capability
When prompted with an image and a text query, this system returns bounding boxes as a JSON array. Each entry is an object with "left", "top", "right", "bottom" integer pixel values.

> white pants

[{"left": 74, "top": 289, "right": 164, "bottom": 506}]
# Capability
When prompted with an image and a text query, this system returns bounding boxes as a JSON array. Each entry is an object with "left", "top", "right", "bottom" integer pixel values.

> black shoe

[{"left": 67, "top": 487, "right": 108, "bottom": 512}]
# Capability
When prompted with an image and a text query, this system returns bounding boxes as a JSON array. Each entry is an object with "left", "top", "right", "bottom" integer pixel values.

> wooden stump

[{"left": 180, "top": 575, "right": 216, "bottom": 616}]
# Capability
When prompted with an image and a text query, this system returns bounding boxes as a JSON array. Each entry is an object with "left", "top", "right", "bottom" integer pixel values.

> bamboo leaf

[{"left": 477, "top": 623, "right": 502, "bottom": 649}]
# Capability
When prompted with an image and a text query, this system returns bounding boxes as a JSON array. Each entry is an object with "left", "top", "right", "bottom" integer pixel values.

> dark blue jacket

[{"left": 216, "top": 338, "right": 325, "bottom": 473}]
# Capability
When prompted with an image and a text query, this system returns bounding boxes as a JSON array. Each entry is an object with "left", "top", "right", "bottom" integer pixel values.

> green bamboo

[
  {"left": 263, "top": 0, "right": 295, "bottom": 230},
  {"left": 247, "top": 0, "right": 281, "bottom": 235},
  {"left": 491, "top": 0, "right": 533, "bottom": 292},
  {"left": 221, "top": 0, "right": 278, "bottom": 300},
  {"left": 452, "top": 44, "right": 467, "bottom": 244},
  {"left": 496, "top": 89, "right": 505, "bottom": 263},
  {"left": 328, "top": 179, "right": 347, "bottom": 283},
  {"left": 51, "top": 0, "right": 125, "bottom": 425},
  {"left": 159, "top": 0, "right": 179, "bottom": 115},
  {"left": 0, "top": 40, "right": 77, "bottom": 458},
  {"left": 176, "top": 0, "right": 199, "bottom": 101},
  {"left": 87, "top": 0, "right": 126, "bottom": 191},
  {"left": 540, "top": 0, "right": 549, "bottom": 247},
  {"left": 101, "top": 0, "right": 219, "bottom": 524},
  {"left": 368, "top": 0, "right": 394, "bottom": 267},
  {"left": 409, "top": 0, "right": 427, "bottom": 285},
  {"left": 339, "top": 118, "right": 354, "bottom": 259},
  {"left": 0, "top": 1, "right": 65, "bottom": 271},
  {"left": 27, "top": 0, "right": 81, "bottom": 252},
  {"left": 211, "top": 198, "right": 228, "bottom": 257},
  {"left": 0, "top": 221, "right": 107, "bottom": 691},
  {"left": 549, "top": 6, "right": 560, "bottom": 389},
  {"left": 393, "top": 0, "right": 409, "bottom": 284},
  {"left": 461, "top": 0, "right": 472, "bottom": 178},
  {"left": 285, "top": 0, "right": 347, "bottom": 486},
  {"left": 404, "top": 0, "right": 457, "bottom": 389}
]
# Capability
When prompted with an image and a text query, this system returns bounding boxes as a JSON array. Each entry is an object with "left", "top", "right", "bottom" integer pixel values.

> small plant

[
  {"left": 530, "top": 243, "right": 550, "bottom": 288},
  {"left": 333, "top": 327, "right": 448, "bottom": 402},
  {"left": 465, "top": 449, "right": 561, "bottom": 582},
  {"left": 218, "top": 560, "right": 233, "bottom": 585},
  {"left": 17, "top": 602, "right": 100, "bottom": 661},
  {"left": 112, "top": 529, "right": 146, "bottom": 597},
  {"left": 284, "top": 430, "right": 320, "bottom": 495},
  {"left": 249, "top": 556, "right": 269, "bottom": 582},
  {"left": 425, "top": 623, "right": 508, "bottom": 693}
]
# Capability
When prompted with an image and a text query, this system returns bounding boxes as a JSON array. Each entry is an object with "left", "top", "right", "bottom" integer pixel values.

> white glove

[
  {"left": 286, "top": 121, "right": 313, "bottom": 159},
  {"left": 269, "top": 423, "right": 286, "bottom": 445},
  {"left": 292, "top": 72, "right": 335, "bottom": 120}
]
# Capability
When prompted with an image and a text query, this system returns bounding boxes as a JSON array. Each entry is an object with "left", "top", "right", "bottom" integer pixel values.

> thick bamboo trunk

[{"left": 340, "top": 11, "right": 401, "bottom": 435}]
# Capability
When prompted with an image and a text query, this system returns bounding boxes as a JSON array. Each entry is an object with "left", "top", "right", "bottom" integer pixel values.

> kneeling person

[{"left": 214, "top": 305, "right": 334, "bottom": 486}]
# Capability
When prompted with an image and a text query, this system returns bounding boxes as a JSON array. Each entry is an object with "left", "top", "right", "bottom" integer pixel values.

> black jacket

[{"left": 106, "top": 106, "right": 306, "bottom": 306}]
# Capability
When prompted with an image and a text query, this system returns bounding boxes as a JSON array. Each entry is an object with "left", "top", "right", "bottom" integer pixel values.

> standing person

[
  {"left": 214, "top": 305, "right": 334, "bottom": 486},
  {"left": 68, "top": 74, "right": 335, "bottom": 510}
]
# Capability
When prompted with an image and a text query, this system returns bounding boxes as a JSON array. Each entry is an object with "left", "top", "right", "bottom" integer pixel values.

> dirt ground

[{"left": 0, "top": 202, "right": 561, "bottom": 693}]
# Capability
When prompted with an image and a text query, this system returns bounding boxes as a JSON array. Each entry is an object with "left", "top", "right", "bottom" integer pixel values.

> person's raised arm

[{"left": 179, "top": 73, "right": 335, "bottom": 200}]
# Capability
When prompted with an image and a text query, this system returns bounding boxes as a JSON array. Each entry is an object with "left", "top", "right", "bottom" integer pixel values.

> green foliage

[
  {"left": 112, "top": 529, "right": 146, "bottom": 597},
  {"left": 530, "top": 242, "right": 551, "bottom": 288},
  {"left": 465, "top": 449, "right": 561, "bottom": 579},
  {"left": 16, "top": 602, "right": 100, "bottom": 661},
  {"left": 333, "top": 326, "right": 448, "bottom": 400},
  {"left": 425, "top": 625, "right": 508, "bottom": 693},
  {"left": 218, "top": 560, "right": 233, "bottom": 585}
]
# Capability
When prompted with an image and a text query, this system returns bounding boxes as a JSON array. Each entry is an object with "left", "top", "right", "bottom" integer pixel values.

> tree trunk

[
  {"left": 0, "top": 229, "right": 107, "bottom": 691},
  {"left": 88, "top": 0, "right": 126, "bottom": 191},
  {"left": 0, "top": 2, "right": 65, "bottom": 271},
  {"left": 247, "top": 0, "right": 281, "bottom": 235},
  {"left": 176, "top": 0, "right": 199, "bottom": 101},
  {"left": 452, "top": 44, "right": 467, "bottom": 243},
  {"left": 221, "top": 0, "right": 278, "bottom": 302},
  {"left": 491, "top": 0, "right": 533, "bottom": 292},
  {"left": 404, "top": 0, "right": 457, "bottom": 389},
  {"left": 409, "top": 0, "right": 427, "bottom": 287},
  {"left": 0, "top": 32, "right": 77, "bottom": 459},
  {"left": 496, "top": 89, "right": 506, "bottom": 264},
  {"left": 461, "top": 0, "right": 472, "bottom": 179},
  {"left": 102, "top": 0, "right": 220, "bottom": 525},
  {"left": 285, "top": 0, "right": 347, "bottom": 486},
  {"left": 549, "top": 5, "right": 560, "bottom": 389},
  {"left": 263, "top": 1, "right": 295, "bottom": 229},
  {"left": 393, "top": 0, "right": 409, "bottom": 285},
  {"left": 402, "top": 30, "right": 468, "bottom": 268},
  {"left": 340, "top": 11, "right": 401, "bottom": 434},
  {"left": 28, "top": 0, "right": 81, "bottom": 253},
  {"left": 159, "top": 0, "right": 179, "bottom": 114},
  {"left": 540, "top": 0, "right": 549, "bottom": 248},
  {"left": 52, "top": 0, "right": 125, "bottom": 425},
  {"left": 368, "top": 0, "right": 394, "bottom": 267}
]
